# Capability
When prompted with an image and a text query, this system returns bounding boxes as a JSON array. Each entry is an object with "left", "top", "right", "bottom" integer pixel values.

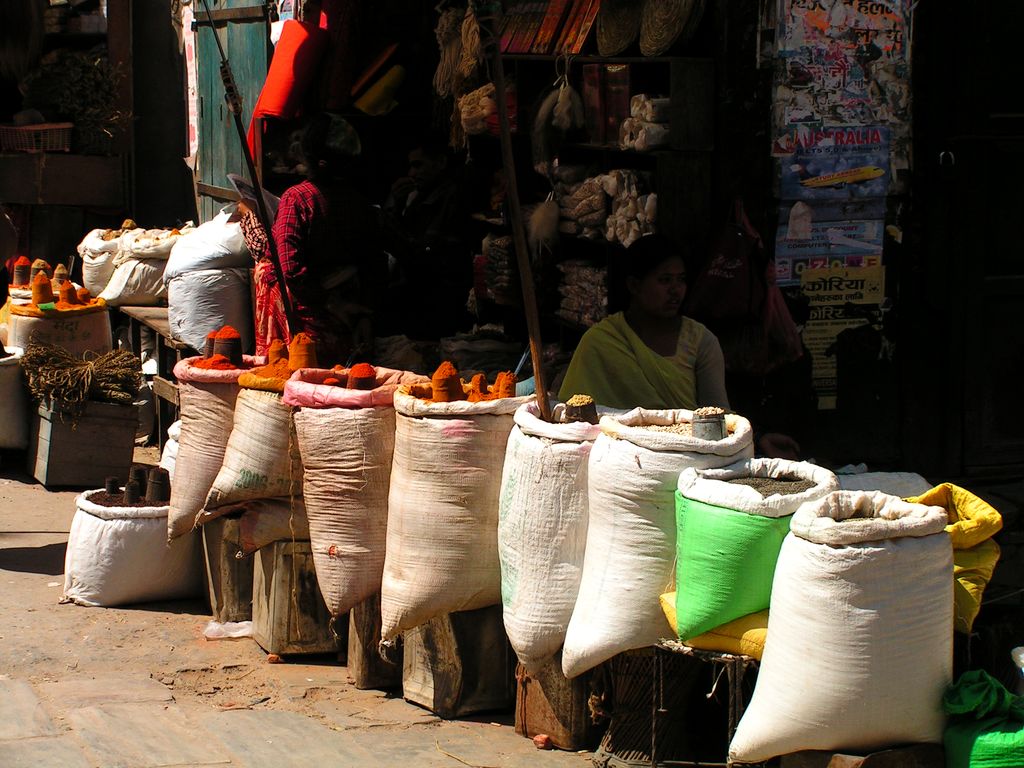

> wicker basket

[{"left": 0, "top": 123, "right": 73, "bottom": 153}]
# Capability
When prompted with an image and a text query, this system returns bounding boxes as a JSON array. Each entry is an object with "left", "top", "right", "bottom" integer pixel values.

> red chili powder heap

[
  {"left": 215, "top": 325, "right": 242, "bottom": 340},
  {"left": 429, "top": 360, "right": 466, "bottom": 402},
  {"left": 491, "top": 371, "right": 517, "bottom": 399},
  {"left": 193, "top": 353, "right": 236, "bottom": 370},
  {"left": 14, "top": 256, "right": 31, "bottom": 267},
  {"left": 323, "top": 377, "right": 342, "bottom": 386},
  {"left": 348, "top": 362, "right": 375, "bottom": 379}
]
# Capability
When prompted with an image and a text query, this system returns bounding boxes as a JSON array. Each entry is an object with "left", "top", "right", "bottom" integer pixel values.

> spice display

[
  {"left": 76, "top": 287, "right": 92, "bottom": 303},
  {"left": 430, "top": 360, "right": 465, "bottom": 402},
  {"left": 56, "top": 281, "right": 82, "bottom": 308},
  {"left": 31, "top": 272, "right": 55, "bottom": 305},
  {"left": 563, "top": 393, "right": 598, "bottom": 424},
  {"left": 288, "top": 332, "right": 318, "bottom": 371},
  {"left": 12, "top": 256, "right": 31, "bottom": 286},
  {"left": 211, "top": 325, "right": 243, "bottom": 367},
  {"left": 346, "top": 362, "right": 377, "bottom": 390},
  {"left": 21, "top": 342, "right": 142, "bottom": 410},
  {"left": 52, "top": 264, "right": 70, "bottom": 288},
  {"left": 31, "top": 259, "right": 52, "bottom": 283},
  {"left": 411, "top": 361, "right": 518, "bottom": 403},
  {"left": 726, "top": 476, "right": 818, "bottom": 496},
  {"left": 87, "top": 489, "right": 154, "bottom": 509},
  {"left": 101, "top": 219, "right": 139, "bottom": 241},
  {"left": 191, "top": 354, "right": 237, "bottom": 371}
]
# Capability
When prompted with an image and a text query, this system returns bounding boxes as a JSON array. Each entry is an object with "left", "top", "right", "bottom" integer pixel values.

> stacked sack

[
  {"left": 619, "top": 94, "right": 671, "bottom": 152},
  {"left": 77, "top": 219, "right": 141, "bottom": 297},
  {"left": 499, "top": 400, "right": 602, "bottom": 670},
  {"left": 664, "top": 458, "right": 838, "bottom": 659},
  {"left": 562, "top": 408, "right": 754, "bottom": 678},
  {"left": 284, "top": 363, "right": 428, "bottom": 622},
  {"left": 379, "top": 363, "right": 532, "bottom": 644},
  {"left": 556, "top": 260, "right": 607, "bottom": 328},
  {"left": 166, "top": 331, "right": 260, "bottom": 542},
  {"left": 556, "top": 173, "right": 607, "bottom": 239},
  {"left": 164, "top": 206, "right": 253, "bottom": 354},
  {"left": 98, "top": 224, "right": 191, "bottom": 306},
  {"left": 729, "top": 490, "right": 954, "bottom": 763},
  {"left": 195, "top": 336, "right": 315, "bottom": 554},
  {"left": 602, "top": 169, "right": 656, "bottom": 248}
]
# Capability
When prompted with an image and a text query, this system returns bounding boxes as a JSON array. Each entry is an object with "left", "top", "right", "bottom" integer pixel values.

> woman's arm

[{"left": 694, "top": 330, "right": 730, "bottom": 410}]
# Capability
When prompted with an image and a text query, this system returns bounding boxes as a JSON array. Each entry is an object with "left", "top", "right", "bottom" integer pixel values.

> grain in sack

[
  {"left": 380, "top": 388, "right": 532, "bottom": 641},
  {"left": 499, "top": 401, "right": 601, "bottom": 670},
  {"left": 285, "top": 366, "right": 428, "bottom": 619},
  {"left": 561, "top": 408, "right": 753, "bottom": 679},
  {"left": 729, "top": 490, "right": 954, "bottom": 763},
  {"left": 674, "top": 458, "right": 838, "bottom": 641}
]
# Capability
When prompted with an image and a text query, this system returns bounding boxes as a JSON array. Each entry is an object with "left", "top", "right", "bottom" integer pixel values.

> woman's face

[{"left": 627, "top": 256, "right": 687, "bottom": 320}]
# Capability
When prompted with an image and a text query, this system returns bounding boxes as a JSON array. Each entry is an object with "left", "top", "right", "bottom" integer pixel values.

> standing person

[
  {"left": 557, "top": 234, "right": 799, "bottom": 458},
  {"left": 249, "top": 113, "right": 381, "bottom": 362}
]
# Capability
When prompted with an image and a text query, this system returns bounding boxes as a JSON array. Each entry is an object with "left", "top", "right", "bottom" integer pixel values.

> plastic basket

[{"left": 0, "top": 123, "right": 73, "bottom": 153}]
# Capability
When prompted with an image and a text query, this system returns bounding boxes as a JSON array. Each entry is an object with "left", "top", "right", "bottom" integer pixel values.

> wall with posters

[{"left": 771, "top": 0, "right": 911, "bottom": 409}]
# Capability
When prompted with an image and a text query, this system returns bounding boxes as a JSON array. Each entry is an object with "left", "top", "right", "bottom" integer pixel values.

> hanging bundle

[
  {"left": 457, "top": 6, "right": 481, "bottom": 81},
  {"left": 432, "top": 7, "right": 464, "bottom": 99},
  {"left": 532, "top": 61, "right": 585, "bottom": 176}
]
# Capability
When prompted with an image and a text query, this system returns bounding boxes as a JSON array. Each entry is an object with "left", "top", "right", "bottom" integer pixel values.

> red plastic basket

[{"left": 0, "top": 122, "right": 73, "bottom": 153}]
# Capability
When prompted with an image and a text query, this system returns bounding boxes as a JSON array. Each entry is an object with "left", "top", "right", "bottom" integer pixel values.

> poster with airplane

[{"left": 779, "top": 125, "right": 890, "bottom": 200}]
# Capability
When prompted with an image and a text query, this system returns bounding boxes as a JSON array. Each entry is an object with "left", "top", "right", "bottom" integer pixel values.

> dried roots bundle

[{"left": 21, "top": 342, "right": 142, "bottom": 412}]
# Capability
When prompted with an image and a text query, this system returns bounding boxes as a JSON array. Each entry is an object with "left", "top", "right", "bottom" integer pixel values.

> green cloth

[
  {"left": 558, "top": 312, "right": 704, "bottom": 410},
  {"left": 944, "top": 670, "right": 1024, "bottom": 768},
  {"left": 674, "top": 492, "right": 790, "bottom": 641}
]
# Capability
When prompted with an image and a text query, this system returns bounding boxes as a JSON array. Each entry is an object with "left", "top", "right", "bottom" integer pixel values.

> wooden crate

[
  {"left": 27, "top": 400, "right": 136, "bottom": 487},
  {"left": 252, "top": 539, "right": 337, "bottom": 656},
  {"left": 402, "top": 604, "right": 515, "bottom": 718},
  {"left": 348, "top": 592, "right": 402, "bottom": 690},
  {"left": 515, "top": 653, "right": 602, "bottom": 752},
  {"left": 202, "top": 515, "right": 253, "bottom": 623}
]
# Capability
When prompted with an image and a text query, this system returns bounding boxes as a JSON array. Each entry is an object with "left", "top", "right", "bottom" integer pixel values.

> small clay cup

[
  {"left": 146, "top": 467, "right": 170, "bottom": 503},
  {"left": 123, "top": 480, "right": 142, "bottom": 505},
  {"left": 129, "top": 465, "right": 149, "bottom": 498},
  {"left": 213, "top": 336, "right": 243, "bottom": 368}
]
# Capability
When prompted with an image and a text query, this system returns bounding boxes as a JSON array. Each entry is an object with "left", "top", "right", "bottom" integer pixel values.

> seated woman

[{"left": 557, "top": 234, "right": 798, "bottom": 458}]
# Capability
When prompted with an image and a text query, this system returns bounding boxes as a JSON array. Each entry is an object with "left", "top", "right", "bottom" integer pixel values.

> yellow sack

[
  {"left": 907, "top": 483, "right": 1002, "bottom": 634},
  {"left": 660, "top": 591, "right": 768, "bottom": 661}
]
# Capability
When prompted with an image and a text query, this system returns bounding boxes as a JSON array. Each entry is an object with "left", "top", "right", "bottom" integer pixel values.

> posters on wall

[{"left": 771, "top": 1, "right": 910, "bottom": 408}]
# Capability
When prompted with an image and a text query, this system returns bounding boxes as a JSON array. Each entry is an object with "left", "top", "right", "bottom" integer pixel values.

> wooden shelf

[{"left": 0, "top": 152, "right": 127, "bottom": 207}]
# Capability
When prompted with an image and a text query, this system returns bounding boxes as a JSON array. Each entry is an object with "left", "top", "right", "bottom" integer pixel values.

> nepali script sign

[{"left": 800, "top": 265, "right": 885, "bottom": 306}]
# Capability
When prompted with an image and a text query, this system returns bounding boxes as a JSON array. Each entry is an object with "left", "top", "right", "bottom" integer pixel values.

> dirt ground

[{"left": 0, "top": 446, "right": 589, "bottom": 767}]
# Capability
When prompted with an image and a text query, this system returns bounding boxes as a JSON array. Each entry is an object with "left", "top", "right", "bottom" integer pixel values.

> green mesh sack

[{"left": 674, "top": 458, "right": 838, "bottom": 641}]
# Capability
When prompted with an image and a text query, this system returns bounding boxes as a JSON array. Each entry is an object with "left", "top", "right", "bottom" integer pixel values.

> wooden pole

[{"left": 471, "top": 2, "right": 553, "bottom": 422}]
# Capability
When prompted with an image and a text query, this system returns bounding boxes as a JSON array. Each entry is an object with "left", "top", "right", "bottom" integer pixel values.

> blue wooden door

[{"left": 194, "top": 0, "right": 269, "bottom": 222}]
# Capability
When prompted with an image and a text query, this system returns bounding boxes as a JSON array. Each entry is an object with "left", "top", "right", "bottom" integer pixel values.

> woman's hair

[{"left": 623, "top": 234, "right": 687, "bottom": 280}]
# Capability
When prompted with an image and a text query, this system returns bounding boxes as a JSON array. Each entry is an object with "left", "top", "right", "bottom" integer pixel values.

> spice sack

[
  {"left": 561, "top": 408, "right": 753, "bottom": 679},
  {"left": 674, "top": 458, "right": 838, "bottom": 641},
  {"left": 380, "top": 389, "right": 532, "bottom": 641},
  {"left": 498, "top": 402, "right": 602, "bottom": 670},
  {"left": 729, "top": 490, "right": 954, "bottom": 763},
  {"left": 285, "top": 366, "right": 427, "bottom": 619}
]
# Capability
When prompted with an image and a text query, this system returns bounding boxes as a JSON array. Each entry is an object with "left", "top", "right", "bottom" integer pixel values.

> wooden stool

[
  {"left": 202, "top": 515, "right": 253, "bottom": 623},
  {"left": 515, "top": 652, "right": 603, "bottom": 751}
]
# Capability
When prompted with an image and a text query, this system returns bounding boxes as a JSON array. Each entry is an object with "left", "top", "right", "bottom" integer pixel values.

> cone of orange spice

[{"left": 346, "top": 362, "right": 377, "bottom": 390}]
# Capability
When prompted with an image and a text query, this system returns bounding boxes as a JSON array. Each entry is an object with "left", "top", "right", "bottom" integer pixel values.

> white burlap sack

[
  {"left": 167, "top": 357, "right": 257, "bottom": 540},
  {"left": 164, "top": 207, "right": 248, "bottom": 281},
  {"left": 166, "top": 267, "right": 253, "bottom": 353},
  {"left": 729, "top": 490, "right": 953, "bottom": 763},
  {"left": 204, "top": 388, "right": 302, "bottom": 510},
  {"left": 380, "top": 389, "right": 533, "bottom": 641},
  {"left": 78, "top": 227, "right": 138, "bottom": 296},
  {"left": 286, "top": 367, "right": 427, "bottom": 619},
  {"left": 838, "top": 471, "right": 932, "bottom": 498},
  {"left": 499, "top": 402, "right": 601, "bottom": 670},
  {"left": 63, "top": 490, "right": 202, "bottom": 607},
  {"left": 0, "top": 346, "right": 28, "bottom": 450},
  {"left": 8, "top": 309, "right": 112, "bottom": 357},
  {"left": 561, "top": 408, "right": 754, "bottom": 678}
]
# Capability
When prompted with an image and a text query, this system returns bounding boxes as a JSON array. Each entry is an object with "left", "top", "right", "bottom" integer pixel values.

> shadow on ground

[{"left": 0, "top": 541, "right": 66, "bottom": 575}]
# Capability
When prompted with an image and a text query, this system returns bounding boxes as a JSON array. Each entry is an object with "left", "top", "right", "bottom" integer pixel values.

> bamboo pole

[{"left": 471, "top": 2, "right": 553, "bottom": 422}]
